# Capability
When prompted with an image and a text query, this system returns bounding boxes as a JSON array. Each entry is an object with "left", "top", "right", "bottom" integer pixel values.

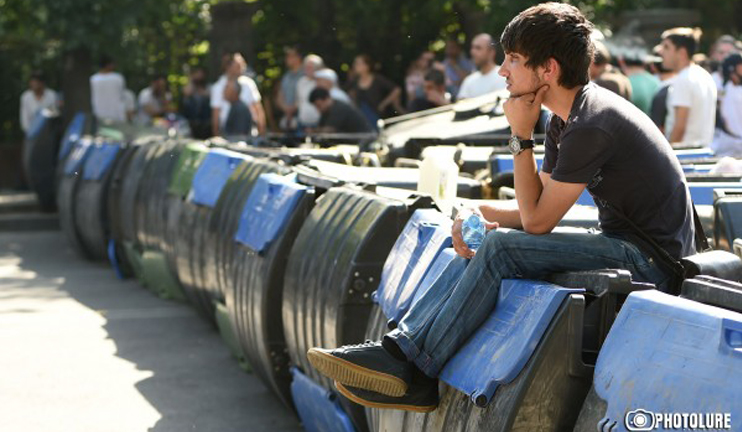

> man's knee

[{"left": 481, "top": 230, "right": 510, "bottom": 254}]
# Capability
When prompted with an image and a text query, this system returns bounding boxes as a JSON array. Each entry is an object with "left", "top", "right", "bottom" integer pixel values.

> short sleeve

[
  {"left": 550, "top": 127, "right": 614, "bottom": 184},
  {"left": 240, "top": 77, "right": 261, "bottom": 104},
  {"left": 668, "top": 76, "right": 692, "bottom": 108},
  {"left": 541, "top": 113, "right": 562, "bottom": 174},
  {"left": 210, "top": 81, "right": 223, "bottom": 108}
]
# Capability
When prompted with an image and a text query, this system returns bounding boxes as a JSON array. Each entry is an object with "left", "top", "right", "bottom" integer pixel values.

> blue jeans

[{"left": 386, "top": 228, "right": 670, "bottom": 378}]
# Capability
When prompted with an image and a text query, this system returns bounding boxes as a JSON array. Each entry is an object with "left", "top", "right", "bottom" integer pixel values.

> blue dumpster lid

[
  {"left": 190, "top": 148, "right": 249, "bottom": 208},
  {"left": 59, "top": 112, "right": 86, "bottom": 160},
  {"left": 588, "top": 290, "right": 742, "bottom": 430},
  {"left": 82, "top": 143, "right": 120, "bottom": 181},
  {"left": 290, "top": 367, "right": 356, "bottom": 432},
  {"left": 374, "top": 209, "right": 452, "bottom": 324},
  {"left": 235, "top": 173, "right": 308, "bottom": 253},
  {"left": 438, "top": 279, "right": 583, "bottom": 406},
  {"left": 63, "top": 138, "right": 94, "bottom": 175}
]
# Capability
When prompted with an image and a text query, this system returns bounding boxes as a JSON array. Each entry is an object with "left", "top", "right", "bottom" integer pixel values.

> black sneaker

[
  {"left": 335, "top": 379, "right": 439, "bottom": 413},
  {"left": 307, "top": 341, "right": 411, "bottom": 397}
]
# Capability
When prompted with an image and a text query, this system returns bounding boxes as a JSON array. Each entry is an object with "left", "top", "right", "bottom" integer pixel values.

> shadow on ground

[{"left": 0, "top": 231, "right": 303, "bottom": 432}]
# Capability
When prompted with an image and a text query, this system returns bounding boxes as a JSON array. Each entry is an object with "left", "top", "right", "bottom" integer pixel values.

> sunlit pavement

[{"left": 0, "top": 231, "right": 302, "bottom": 432}]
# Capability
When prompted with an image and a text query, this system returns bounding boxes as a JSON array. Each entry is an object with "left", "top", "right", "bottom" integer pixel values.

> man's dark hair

[
  {"left": 500, "top": 2, "right": 594, "bottom": 88},
  {"left": 284, "top": 45, "right": 302, "bottom": 57},
  {"left": 29, "top": 71, "right": 45, "bottom": 83},
  {"left": 309, "top": 87, "right": 330, "bottom": 103},
  {"left": 662, "top": 27, "right": 702, "bottom": 57},
  {"left": 99, "top": 55, "right": 114, "bottom": 69},
  {"left": 424, "top": 69, "right": 445, "bottom": 86}
]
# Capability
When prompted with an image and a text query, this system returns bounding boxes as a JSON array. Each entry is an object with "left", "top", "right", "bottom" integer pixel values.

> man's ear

[{"left": 540, "top": 58, "right": 561, "bottom": 83}]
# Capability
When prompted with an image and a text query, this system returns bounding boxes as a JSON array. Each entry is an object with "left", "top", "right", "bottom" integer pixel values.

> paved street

[{"left": 0, "top": 230, "right": 303, "bottom": 432}]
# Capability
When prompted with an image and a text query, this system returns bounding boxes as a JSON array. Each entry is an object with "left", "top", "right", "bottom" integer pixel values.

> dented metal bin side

[{"left": 282, "top": 186, "right": 425, "bottom": 388}]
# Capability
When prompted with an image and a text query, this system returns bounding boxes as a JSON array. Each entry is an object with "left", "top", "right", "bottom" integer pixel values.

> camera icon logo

[{"left": 625, "top": 409, "right": 657, "bottom": 431}]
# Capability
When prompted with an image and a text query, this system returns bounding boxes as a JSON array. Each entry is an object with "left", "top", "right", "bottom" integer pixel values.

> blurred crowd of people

[
  {"left": 19, "top": 29, "right": 742, "bottom": 152},
  {"left": 590, "top": 29, "right": 742, "bottom": 156}
]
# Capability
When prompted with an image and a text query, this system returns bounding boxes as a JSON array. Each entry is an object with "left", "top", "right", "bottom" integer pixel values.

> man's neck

[
  {"left": 675, "top": 58, "right": 692, "bottom": 73},
  {"left": 479, "top": 62, "right": 495, "bottom": 75},
  {"left": 543, "top": 85, "right": 583, "bottom": 123},
  {"left": 33, "top": 89, "right": 44, "bottom": 98}
]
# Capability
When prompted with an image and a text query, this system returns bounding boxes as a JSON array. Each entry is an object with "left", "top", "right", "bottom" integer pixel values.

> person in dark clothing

[
  {"left": 348, "top": 54, "right": 405, "bottom": 125},
  {"left": 222, "top": 79, "right": 253, "bottom": 137},
  {"left": 181, "top": 67, "right": 211, "bottom": 139},
  {"left": 309, "top": 87, "right": 373, "bottom": 133},
  {"left": 409, "top": 69, "right": 450, "bottom": 112},
  {"left": 306, "top": 2, "right": 694, "bottom": 413}
]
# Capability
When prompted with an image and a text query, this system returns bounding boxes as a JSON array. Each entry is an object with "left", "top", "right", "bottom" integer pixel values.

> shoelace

[{"left": 345, "top": 340, "right": 377, "bottom": 349}]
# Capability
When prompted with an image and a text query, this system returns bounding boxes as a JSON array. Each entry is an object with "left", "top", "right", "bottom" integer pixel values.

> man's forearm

[
  {"left": 669, "top": 123, "right": 685, "bottom": 143},
  {"left": 211, "top": 109, "right": 220, "bottom": 136},
  {"left": 479, "top": 200, "right": 522, "bottom": 229},
  {"left": 513, "top": 148, "right": 544, "bottom": 230}
]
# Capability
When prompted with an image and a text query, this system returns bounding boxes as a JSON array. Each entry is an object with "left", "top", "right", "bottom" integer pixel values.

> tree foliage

[{"left": 1, "top": 0, "right": 740, "bottom": 144}]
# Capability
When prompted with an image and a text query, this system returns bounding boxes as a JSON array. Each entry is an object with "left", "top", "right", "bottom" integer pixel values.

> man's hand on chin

[{"left": 503, "top": 84, "right": 549, "bottom": 139}]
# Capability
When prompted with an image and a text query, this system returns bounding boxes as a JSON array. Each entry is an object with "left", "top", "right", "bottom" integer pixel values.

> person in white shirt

[
  {"left": 90, "top": 56, "right": 127, "bottom": 123},
  {"left": 137, "top": 75, "right": 172, "bottom": 124},
  {"left": 314, "top": 68, "right": 352, "bottom": 104},
  {"left": 19, "top": 72, "right": 58, "bottom": 133},
  {"left": 711, "top": 53, "right": 742, "bottom": 157},
  {"left": 709, "top": 35, "right": 738, "bottom": 94},
  {"left": 210, "top": 53, "right": 265, "bottom": 136},
  {"left": 296, "top": 54, "right": 324, "bottom": 129},
  {"left": 659, "top": 27, "right": 717, "bottom": 146},
  {"left": 457, "top": 33, "right": 507, "bottom": 100}
]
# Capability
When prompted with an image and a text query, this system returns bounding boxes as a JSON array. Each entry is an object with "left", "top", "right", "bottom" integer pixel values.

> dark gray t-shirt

[
  {"left": 320, "top": 100, "right": 373, "bottom": 133},
  {"left": 542, "top": 83, "right": 696, "bottom": 259}
]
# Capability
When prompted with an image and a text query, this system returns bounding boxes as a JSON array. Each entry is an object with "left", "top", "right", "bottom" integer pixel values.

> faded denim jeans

[{"left": 386, "top": 227, "right": 669, "bottom": 378}]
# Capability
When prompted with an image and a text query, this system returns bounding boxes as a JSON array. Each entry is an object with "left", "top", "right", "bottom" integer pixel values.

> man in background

[
  {"left": 315, "top": 68, "right": 352, "bottom": 104},
  {"left": 589, "top": 40, "right": 632, "bottom": 101},
  {"left": 90, "top": 56, "right": 127, "bottom": 123},
  {"left": 620, "top": 55, "right": 660, "bottom": 115},
  {"left": 296, "top": 54, "right": 324, "bottom": 130},
  {"left": 443, "top": 39, "right": 474, "bottom": 98},
  {"left": 660, "top": 27, "right": 717, "bottom": 145},
  {"left": 457, "top": 33, "right": 507, "bottom": 99},
  {"left": 19, "top": 72, "right": 59, "bottom": 134},
  {"left": 309, "top": 87, "right": 373, "bottom": 134},
  {"left": 137, "top": 75, "right": 172, "bottom": 124},
  {"left": 211, "top": 53, "right": 265, "bottom": 137},
  {"left": 275, "top": 46, "right": 303, "bottom": 131},
  {"left": 409, "top": 69, "right": 450, "bottom": 112}
]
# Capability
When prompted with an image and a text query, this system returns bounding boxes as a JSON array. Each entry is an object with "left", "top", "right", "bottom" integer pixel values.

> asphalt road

[{"left": 0, "top": 230, "right": 303, "bottom": 432}]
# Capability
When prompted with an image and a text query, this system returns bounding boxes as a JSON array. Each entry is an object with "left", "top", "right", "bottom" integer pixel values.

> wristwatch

[{"left": 509, "top": 136, "right": 535, "bottom": 156}]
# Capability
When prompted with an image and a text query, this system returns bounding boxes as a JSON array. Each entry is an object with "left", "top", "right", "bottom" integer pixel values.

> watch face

[{"left": 509, "top": 137, "right": 521, "bottom": 155}]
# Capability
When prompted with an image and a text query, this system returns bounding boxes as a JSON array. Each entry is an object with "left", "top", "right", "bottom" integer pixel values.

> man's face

[
  {"left": 285, "top": 50, "right": 302, "bottom": 69},
  {"left": 227, "top": 56, "right": 246, "bottom": 77},
  {"left": 312, "top": 98, "right": 331, "bottom": 113},
  {"left": 29, "top": 78, "right": 44, "bottom": 93},
  {"left": 732, "top": 64, "right": 742, "bottom": 85},
  {"left": 304, "top": 61, "right": 318, "bottom": 78},
  {"left": 499, "top": 52, "right": 543, "bottom": 97},
  {"left": 712, "top": 42, "right": 736, "bottom": 63},
  {"left": 660, "top": 39, "right": 682, "bottom": 72},
  {"left": 470, "top": 37, "right": 493, "bottom": 69},
  {"left": 316, "top": 78, "right": 333, "bottom": 90},
  {"left": 423, "top": 80, "right": 443, "bottom": 98},
  {"left": 445, "top": 41, "right": 460, "bottom": 59}
]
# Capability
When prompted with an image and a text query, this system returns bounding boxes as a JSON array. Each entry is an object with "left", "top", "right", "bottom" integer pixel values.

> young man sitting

[{"left": 307, "top": 2, "right": 696, "bottom": 412}]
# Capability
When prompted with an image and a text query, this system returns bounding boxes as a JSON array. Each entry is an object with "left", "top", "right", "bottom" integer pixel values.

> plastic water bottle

[{"left": 462, "top": 214, "right": 486, "bottom": 251}]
